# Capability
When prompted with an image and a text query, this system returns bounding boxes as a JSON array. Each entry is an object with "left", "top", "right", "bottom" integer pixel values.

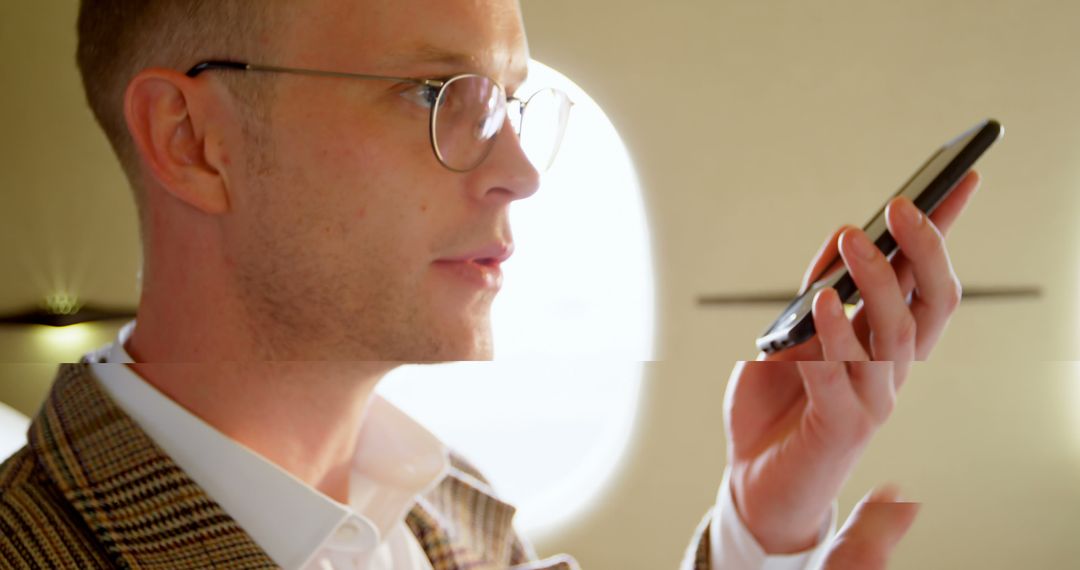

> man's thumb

[{"left": 819, "top": 485, "right": 921, "bottom": 570}]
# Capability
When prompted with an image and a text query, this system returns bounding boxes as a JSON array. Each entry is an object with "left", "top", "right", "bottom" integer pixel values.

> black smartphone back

[{"left": 755, "top": 119, "right": 1004, "bottom": 354}]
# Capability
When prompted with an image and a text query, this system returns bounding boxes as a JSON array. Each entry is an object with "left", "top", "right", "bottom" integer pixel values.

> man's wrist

[
  {"left": 731, "top": 463, "right": 832, "bottom": 554},
  {"left": 710, "top": 468, "right": 837, "bottom": 570}
]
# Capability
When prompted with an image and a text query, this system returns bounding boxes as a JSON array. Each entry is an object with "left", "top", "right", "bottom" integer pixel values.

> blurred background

[{"left": 2, "top": 0, "right": 1079, "bottom": 568}]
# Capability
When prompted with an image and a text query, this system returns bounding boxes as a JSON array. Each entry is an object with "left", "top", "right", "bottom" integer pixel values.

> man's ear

[{"left": 123, "top": 68, "right": 231, "bottom": 215}]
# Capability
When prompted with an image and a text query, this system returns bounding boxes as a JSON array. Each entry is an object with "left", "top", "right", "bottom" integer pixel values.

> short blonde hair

[{"left": 76, "top": 1, "right": 278, "bottom": 188}]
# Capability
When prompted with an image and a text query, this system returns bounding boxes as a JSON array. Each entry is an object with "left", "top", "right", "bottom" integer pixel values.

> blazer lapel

[
  {"left": 28, "top": 362, "right": 578, "bottom": 570},
  {"left": 406, "top": 465, "right": 579, "bottom": 570},
  {"left": 405, "top": 499, "right": 463, "bottom": 570},
  {"left": 28, "top": 363, "right": 278, "bottom": 569}
]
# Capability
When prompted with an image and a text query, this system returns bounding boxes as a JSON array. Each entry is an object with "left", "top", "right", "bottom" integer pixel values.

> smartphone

[{"left": 755, "top": 118, "right": 1004, "bottom": 354}]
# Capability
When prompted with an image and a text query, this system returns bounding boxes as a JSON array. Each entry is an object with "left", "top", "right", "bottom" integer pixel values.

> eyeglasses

[{"left": 186, "top": 60, "right": 574, "bottom": 173}]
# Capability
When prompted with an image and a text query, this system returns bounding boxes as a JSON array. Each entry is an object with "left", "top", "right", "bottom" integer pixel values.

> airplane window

[
  {"left": 379, "top": 59, "right": 655, "bottom": 539},
  {"left": 0, "top": 402, "right": 29, "bottom": 463}
]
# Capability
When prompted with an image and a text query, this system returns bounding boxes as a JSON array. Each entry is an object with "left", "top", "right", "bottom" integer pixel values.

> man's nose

[{"left": 470, "top": 116, "right": 542, "bottom": 203}]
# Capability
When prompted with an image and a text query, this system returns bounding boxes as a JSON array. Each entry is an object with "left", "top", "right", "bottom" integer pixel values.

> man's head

[
  {"left": 77, "top": 1, "right": 277, "bottom": 196},
  {"left": 76, "top": 0, "right": 542, "bottom": 361}
]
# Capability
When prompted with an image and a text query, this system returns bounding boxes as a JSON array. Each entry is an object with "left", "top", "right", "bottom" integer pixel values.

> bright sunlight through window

[
  {"left": 0, "top": 402, "right": 29, "bottom": 463},
  {"left": 378, "top": 60, "right": 654, "bottom": 540}
]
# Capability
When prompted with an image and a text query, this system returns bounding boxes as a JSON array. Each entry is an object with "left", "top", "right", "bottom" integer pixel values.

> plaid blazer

[
  {"left": 2, "top": 364, "right": 717, "bottom": 570},
  {"left": 0, "top": 364, "right": 713, "bottom": 569}
]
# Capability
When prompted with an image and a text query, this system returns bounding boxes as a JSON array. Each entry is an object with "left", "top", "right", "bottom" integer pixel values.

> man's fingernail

[
  {"left": 870, "top": 483, "right": 903, "bottom": 503},
  {"left": 816, "top": 289, "right": 841, "bottom": 317},
  {"left": 844, "top": 230, "right": 877, "bottom": 261},
  {"left": 897, "top": 199, "right": 924, "bottom": 227}
]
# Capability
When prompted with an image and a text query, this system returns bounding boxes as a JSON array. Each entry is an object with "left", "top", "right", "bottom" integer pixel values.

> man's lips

[
  {"left": 433, "top": 242, "right": 513, "bottom": 290},
  {"left": 437, "top": 242, "right": 514, "bottom": 265}
]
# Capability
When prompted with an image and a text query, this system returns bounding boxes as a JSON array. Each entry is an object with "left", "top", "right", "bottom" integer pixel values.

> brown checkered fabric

[
  {"left": 0, "top": 363, "right": 594, "bottom": 569},
  {"left": 685, "top": 510, "right": 713, "bottom": 570}
]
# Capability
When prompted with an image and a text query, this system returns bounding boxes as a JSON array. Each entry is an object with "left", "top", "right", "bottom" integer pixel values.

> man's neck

[
  {"left": 125, "top": 242, "right": 402, "bottom": 503},
  {"left": 126, "top": 356, "right": 396, "bottom": 504}
]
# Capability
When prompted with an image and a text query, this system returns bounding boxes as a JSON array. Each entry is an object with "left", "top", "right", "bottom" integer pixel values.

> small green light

[{"left": 42, "top": 293, "right": 82, "bottom": 316}]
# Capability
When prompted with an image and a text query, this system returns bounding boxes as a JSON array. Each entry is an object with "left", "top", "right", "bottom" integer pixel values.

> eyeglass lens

[
  {"left": 432, "top": 75, "right": 571, "bottom": 172},
  {"left": 519, "top": 88, "right": 572, "bottom": 173}
]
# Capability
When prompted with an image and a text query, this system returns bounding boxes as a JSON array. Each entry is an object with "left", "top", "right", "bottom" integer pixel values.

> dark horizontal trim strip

[
  {"left": 697, "top": 286, "right": 1043, "bottom": 307},
  {"left": 0, "top": 306, "right": 136, "bottom": 327}
]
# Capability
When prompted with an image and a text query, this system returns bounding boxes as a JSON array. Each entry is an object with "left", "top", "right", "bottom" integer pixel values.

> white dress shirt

[
  {"left": 85, "top": 322, "right": 447, "bottom": 570},
  {"left": 709, "top": 471, "right": 834, "bottom": 570},
  {"left": 84, "top": 321, "right": 833, "bottom": 570}
]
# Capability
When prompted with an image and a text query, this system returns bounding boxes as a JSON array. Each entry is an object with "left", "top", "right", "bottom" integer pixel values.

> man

[{"left": 0, "top": 0, "right": 976, "bottom": 568}]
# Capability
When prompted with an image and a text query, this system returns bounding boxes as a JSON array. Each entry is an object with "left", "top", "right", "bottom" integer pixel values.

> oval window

[
  {"left": 0, "top": 402, "right": 29, "bottom": 463},
  {"left": 380, "top": 60, "right": 655, "bottom": 539}
]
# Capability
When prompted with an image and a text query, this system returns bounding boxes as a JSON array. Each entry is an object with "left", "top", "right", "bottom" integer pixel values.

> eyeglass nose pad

[
  {"left": 507, "top": 99, "right": 525, "bottom": 135},
  {"left": 471, "top": 87, "right": 512, "bottom": 142}
]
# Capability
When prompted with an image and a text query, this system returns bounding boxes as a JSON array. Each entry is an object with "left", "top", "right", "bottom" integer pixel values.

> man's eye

[{"left": 400, "top": 84, "right": 440, "bottom": 109}]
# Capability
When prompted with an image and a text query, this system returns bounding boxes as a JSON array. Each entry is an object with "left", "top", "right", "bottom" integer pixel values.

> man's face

[{"left": 220, "top": 0, "right": 539, "bottom": 361}]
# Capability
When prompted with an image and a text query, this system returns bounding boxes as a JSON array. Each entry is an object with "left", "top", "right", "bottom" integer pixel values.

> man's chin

[
  {"left": 417, "top": 338, "right": 494, "bottom": 363},
  {"left": 399, "top": 321, "right": 493, "bottom": 363}
]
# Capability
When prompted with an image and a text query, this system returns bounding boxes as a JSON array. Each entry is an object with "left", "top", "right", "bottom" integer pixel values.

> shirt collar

[{"left": 85, "top": 320, "right": 450, "bottom": 570}]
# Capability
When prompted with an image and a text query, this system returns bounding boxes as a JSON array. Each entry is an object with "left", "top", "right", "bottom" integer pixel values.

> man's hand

[
  {"left": 725, "top": 171, "right": 980, "bottom": 553},
  {"left": 819, "top": 486, "right": 920, "bottom": 570}
]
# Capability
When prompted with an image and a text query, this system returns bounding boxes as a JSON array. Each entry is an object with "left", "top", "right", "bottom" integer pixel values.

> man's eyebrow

[
  {"left": 389, "top": 44, "right": 480, "bottom": 68},
  {"left": 388, "top": 44, "right": 528, "bottom": 89}
]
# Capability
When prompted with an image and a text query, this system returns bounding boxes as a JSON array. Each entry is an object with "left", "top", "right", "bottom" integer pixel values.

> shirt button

[
  {"left": 330, "top": 516, "right": 378, "bottom": 552},
  {"left": 335, "top": 522, "right": 359, "bottom": 541}
]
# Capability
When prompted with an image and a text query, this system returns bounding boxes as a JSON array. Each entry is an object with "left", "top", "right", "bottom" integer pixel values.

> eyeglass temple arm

[
  {"left": 185, "top": 60, "right": 443, "bottom": 88},
  {"left": 186, "top": 61, "right": 250, "bottom": 77}
]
